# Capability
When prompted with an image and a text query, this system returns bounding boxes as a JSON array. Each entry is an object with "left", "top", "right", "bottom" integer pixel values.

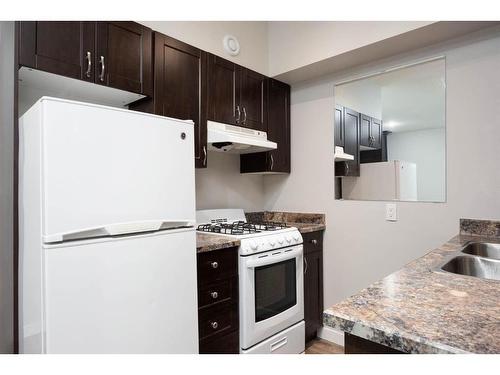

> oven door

[{"left": 239, "top": 245, "right": 304, "bottom": 350}]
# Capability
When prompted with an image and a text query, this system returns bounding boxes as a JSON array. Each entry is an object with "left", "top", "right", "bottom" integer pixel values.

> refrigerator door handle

[{"left": 43, "top": 220, "right": 195, "bottom": 243}]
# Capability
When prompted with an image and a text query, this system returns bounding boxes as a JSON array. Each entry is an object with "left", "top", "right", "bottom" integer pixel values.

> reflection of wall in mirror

[{"left": 342, "top": 160, "right": 417, "bottom": 201}]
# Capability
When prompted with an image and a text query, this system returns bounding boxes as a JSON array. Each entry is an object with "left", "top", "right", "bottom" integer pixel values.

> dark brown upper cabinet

[
  {"left": 18, "top": 21, "right": 152, "bottom": 97},
  {"left": 18, "top": 21, "right": 95, "bottom": 83},
  {"left": 95, "top": 22, "right": 152, "bottom": 97},
  {"left": 359, "top": 113, "right": 382, "bottom": 150},
  {"left": 239, "top": 68, "right": 268, "bottom": 131},
  {"left": 370, "top": 117, "right": 382, "bottom": 149},
  {"left": 334, "top": 104, "right": 344, "bottom": 148},
  {"left": 130, "top": 32, "right": 208, "bottom": 168},
  {"left": 240, "top": 79, "right": 290, "bottom": 174},
  {"left": 359, "top": 113, "right": 372, "bottom": 148},
  {"left": 335, "top": 106, "right": 360, "bottom": 177},
  {"left": 207, "top": 54, "right": 240, "bottom": 126},
  {"left": 207, "top": 54, "right": 267, "bottom": 131}
]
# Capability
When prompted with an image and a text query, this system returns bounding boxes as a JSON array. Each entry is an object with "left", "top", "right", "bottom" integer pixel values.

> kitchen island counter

[{"left": 323, "top": 219, "right": 500, "bottom": 354}]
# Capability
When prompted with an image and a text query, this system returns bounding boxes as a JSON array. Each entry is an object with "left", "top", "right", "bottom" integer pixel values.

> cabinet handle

[
  {"left": 84, "top": 51, "right": 92, "bottom": 78},
  {"left": 270, "top": 154, "right": 274, "bottom": 171},
  {"left": 211, "top": 321, "right": 219, "bottom": 330},
  {"left": 304, "top": 257, "right": 308, "bottom": 275},
  {"left": 210, "top": 291, "right": 219, "bottom": 299},
  {"left": 99, "top": 55, "right": 105, "bottom": 82},
  {"left": 311, "top": 239, "right": 318, "bottom": 245},
  {"left": 235, "top": 105, "right": 241, "bottom": 123},
  {"left": 211, "top": 261, "right": 218, "bottom": 269},
  {"left": 346, "top": 162, "right": 350, "bottom": 175},
  {"left": 203, "top": 145, "right": 207, "bottom": 166},
  {"left": 242, "top": 107, "right": 247, "bottom": 124}
]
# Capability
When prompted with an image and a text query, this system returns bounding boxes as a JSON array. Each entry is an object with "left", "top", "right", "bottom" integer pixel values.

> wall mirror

[{"left": 334, "top": 57, "right": 446, "bottom": 202}]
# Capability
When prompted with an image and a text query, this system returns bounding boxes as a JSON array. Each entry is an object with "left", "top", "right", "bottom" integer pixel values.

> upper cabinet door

[
  {"left": 207, "top": 54, "right": 239, "bottom": 126},
  {"left": 95, "top": 22, "right": 153, "bottom": 96},
  {"left": 18, "top": 21, "right": 95, "bottom": 82},
  {"left": 239, "top": 68, "right": 267, "bottom": 131},
  {"left": 334, "top": 104, "right": 344, "bottom": 148},
  {"left": 335, "top": 107, "right": 360, "bottom": 177},
  {"left": 267, "top": 79, "right": 290, "bottom": 173},
  {"left": 359, "top": 114, "right": 372, "bottom": 148},
  {"left": 154, "top": 33, "right": 208, "bottom": 168},
  {"left": 370, "top": 117, "right": 382, "bottom": 149}
]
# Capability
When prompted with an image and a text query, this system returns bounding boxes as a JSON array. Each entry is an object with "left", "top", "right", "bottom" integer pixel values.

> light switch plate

[{"left": 386, "top": 203, "right": 398, "bottom": 221}]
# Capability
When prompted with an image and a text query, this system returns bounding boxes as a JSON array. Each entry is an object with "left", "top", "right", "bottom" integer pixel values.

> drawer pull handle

[
  {"left": 210, "top": 261, "right": 219, "bottom": 269},
  {"left": 311, "top": 239, "right": 318, "bottom": 245},
  {"left": 211, "top": 321, "right": 219, "bottom": 330},
  {"left": 210, "top": 291, "right": 219, "bottom": 299}
]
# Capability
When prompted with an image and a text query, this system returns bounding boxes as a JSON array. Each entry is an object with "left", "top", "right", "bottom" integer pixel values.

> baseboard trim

[{"left": 317, "top": 326, "right": 345, "bottom": 347}]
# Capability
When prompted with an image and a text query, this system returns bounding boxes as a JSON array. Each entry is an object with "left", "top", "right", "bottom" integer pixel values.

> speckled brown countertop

[
  {"left": 196, "top": 233, "right": 240, "bottom": 253},
  {"left": 324, "top": 218, "right": 500, "bottom": 354},
  {"left": 245, "top": 211, "right": 326, "bottom": 234}
]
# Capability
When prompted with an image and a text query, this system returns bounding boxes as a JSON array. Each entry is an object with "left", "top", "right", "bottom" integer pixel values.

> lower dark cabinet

[
  {"left": 302, "top": 231, "right": 324, "bottom": 344},
  {"left": 197, "top": 247, "right": 239, "bottom": 354},
  {"left": 344, "top": 333, "right": 404, "bottom": 354}
]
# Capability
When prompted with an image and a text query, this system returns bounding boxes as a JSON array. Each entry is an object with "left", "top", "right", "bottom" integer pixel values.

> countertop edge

[{"left": 323, "top": 310, "right": 468, "bottom": 354}]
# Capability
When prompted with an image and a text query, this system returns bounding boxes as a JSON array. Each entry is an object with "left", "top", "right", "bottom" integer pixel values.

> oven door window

[{"left": 254, "top": 258, "right": 297, "bottom": 322}]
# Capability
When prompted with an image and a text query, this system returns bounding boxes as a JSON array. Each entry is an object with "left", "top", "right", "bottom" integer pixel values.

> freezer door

[
  {"left": 39, "top": 98, "right": 195, "bottom": 240},
  {"left": 43, "top": 228, "right": 198, "bottom": 353}
]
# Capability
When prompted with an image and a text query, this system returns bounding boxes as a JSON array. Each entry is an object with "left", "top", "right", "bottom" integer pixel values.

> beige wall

[
  {"left": 0, "top": 21, "right": 15, "bottom": 353},
  {"left": 267, "top": 21, "right": 433, "bottom": 76},
  {"left": 140, "top": 21, "right": 269, "bottom": 75},
  {"left": 263, "top": 31, "right": 500, "bottom": 308},
  {"left": 195, "top": 152, "right": 265, "bottom": 211}
]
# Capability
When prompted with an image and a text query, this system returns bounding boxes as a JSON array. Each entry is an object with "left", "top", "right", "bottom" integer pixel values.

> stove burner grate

[{"left": 197, "top": 221, "right": 288, "bottom": 235}]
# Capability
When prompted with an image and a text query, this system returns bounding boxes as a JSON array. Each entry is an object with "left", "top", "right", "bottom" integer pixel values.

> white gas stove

[
  {"left": 196, "top": 209, "right": 305, "bottom": 354},
  {"left": 196, "top": 208, "right": 302, "bottom": 256}
]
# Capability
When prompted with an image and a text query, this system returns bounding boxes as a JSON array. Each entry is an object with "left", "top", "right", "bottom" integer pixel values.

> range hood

[
  {"left": 334, "top": 146, "right": 354, "bottom": 161},
  {"left": 207, "top": 121, "right": 277, "bottom": 154}
]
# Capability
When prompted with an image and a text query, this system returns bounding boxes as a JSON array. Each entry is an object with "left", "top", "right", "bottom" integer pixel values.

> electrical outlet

[{"left": 386, "top": 203, "right": 398, "bottom": 221}]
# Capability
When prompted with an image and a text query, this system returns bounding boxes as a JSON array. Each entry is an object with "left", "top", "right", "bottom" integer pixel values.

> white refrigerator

[
  {"left": 342, "top": 160, "right": 418, "bottom": 201},
  {"left": 19, "top": 97, "right": 199, "bottom": 353}
]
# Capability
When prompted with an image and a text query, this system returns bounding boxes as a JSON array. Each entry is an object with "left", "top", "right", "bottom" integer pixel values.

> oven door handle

[{"left": 245, "top": 247, "right": 302, "bottom": 268}]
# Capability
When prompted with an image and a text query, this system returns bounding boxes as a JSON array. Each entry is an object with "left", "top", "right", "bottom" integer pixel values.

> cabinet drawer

[
  {"left": 198, "top": 276, "right": 237, "bottom": 309},
  {"left": 199, "top": 330, "right": 239, "bottom": 354},
  {"left": 302, "top": 231, "right": 324, "bottom": 254},
  {"left": 198, "top": 301, "right": 238, "bottom": 341},
  {"left": 197, "top": 247, "right": 238, "bottom": 282}
]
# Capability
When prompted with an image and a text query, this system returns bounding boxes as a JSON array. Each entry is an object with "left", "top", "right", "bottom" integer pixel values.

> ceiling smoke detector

[{"left": 223, "top": 35, "right": 240, "bottom": 56}]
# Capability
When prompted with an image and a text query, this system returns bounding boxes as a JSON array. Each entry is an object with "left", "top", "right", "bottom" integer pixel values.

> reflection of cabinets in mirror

[
  {"left": 335, "top": 105, "right": 360, "bottom": 177},
  {"left": 360, "top": 114, "right": 382, "bottom": 150}
]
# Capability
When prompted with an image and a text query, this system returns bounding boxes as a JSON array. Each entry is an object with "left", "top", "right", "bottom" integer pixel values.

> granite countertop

[
  {"left": 323, "top": 218, "right": 500, "bottom": 354},
  {"left": 245, "top": 211, "right": 326, "bottom": 234},
  {"left": 196, "top": 233, "right": 240, "bottom": 253}
]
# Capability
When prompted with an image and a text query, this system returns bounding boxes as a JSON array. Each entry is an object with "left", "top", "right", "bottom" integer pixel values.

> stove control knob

[
  {"left": 293, "top": 235, "right": 300, "bottom": 243},
  {"left": 278, "top": 237, "right": 284, "bottom": 245},
  {"left": 269, "top": 239, "right": 276, "bottom": 247},
  {"left": 250, "top": 240, "right": 259, "bottom": 251},
  {"left": 285, "top": 236, "right": 292, "bottom": 243}
]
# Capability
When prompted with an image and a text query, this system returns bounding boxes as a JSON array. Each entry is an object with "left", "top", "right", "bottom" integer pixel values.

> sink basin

[
  {"left": 440, "top": 255, "right": 500, "bottom": 281},
  {"left": 461, "top": 242, "right": 500, "bottom": 260}
]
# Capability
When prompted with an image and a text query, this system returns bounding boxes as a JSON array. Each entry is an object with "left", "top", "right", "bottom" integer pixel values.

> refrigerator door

[
  {"left": 42, "top": 228, "right": 198, "bottom": 353},
  {"left": 35, "top": 97, "right": 195, "bottom": 242}
]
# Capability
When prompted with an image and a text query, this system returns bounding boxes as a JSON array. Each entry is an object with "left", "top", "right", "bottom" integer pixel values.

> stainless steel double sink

[{"left": 437, "top": 242, "right": 500, "bottom": 281}]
